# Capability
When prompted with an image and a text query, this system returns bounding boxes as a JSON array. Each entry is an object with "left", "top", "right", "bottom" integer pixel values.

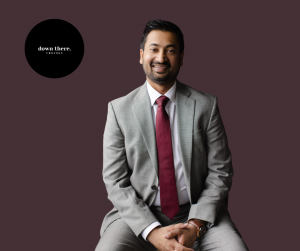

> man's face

[{"left": 139, "top": 30, "right": 184, "bottom": 86}]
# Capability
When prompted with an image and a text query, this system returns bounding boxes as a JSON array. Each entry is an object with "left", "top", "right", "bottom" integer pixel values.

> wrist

[
  {"left": 187, "top": 223, "right": 198, "bottom": 234},
  {"left": 147, "top": 226, "right": 161, "bottom": 241},
  {"left": 188, "top": 221, "right": 199, "bottom": 234},
  {"left": 143, "top": 222, "right": 162, "bottom": 241},
  {"left": 189, "top": 218, "right": 207, "bottom": 225},
  {"left": 188, "top": 219, "right": 207, "bottom": 238}
]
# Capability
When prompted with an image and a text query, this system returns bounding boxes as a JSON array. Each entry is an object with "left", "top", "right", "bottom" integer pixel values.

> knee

[
  {"left": 218, "top": 227, "right": 249, "bottom": 251},
  {"left": 95, "top": 237, "right": 130, "bottom": 251},
  {"left": 222, "top": 237, "right": 249, "bottom": 251},
  {"left": 207, "top": 220, "right": 249, "bottom": 251}
]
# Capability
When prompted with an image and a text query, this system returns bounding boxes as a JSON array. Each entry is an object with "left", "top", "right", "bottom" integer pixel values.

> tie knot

[{"left": 156, "top": 96, "right": 169, "bottom": 107}]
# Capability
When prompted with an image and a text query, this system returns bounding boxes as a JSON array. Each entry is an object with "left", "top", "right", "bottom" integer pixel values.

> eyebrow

[{"left": 148, "top": 43, "right": 177, "bottom": 48}]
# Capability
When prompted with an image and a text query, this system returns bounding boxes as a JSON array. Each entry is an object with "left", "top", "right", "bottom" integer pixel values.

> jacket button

[{"left": 151, "top": 185, "right": 157, "bottom": 190}]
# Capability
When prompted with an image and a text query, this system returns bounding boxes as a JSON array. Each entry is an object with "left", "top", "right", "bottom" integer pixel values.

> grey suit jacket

[{"left": 100, "top": 80, "right": 233, "bottom": 237}]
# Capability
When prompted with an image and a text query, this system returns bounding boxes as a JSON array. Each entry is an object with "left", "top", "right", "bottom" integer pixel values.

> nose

[{"left": 156, "top": 50, "right": 166, "bottom": 63}]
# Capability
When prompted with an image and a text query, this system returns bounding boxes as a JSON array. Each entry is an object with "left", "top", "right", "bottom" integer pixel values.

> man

[{"left": 95, "top": 19, "right": 248, "bottom": 251}]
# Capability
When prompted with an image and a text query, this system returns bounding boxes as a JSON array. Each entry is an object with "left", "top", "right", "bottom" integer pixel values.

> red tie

[{"left": 155, "top": 96, "right": 179, "bottom": 219}]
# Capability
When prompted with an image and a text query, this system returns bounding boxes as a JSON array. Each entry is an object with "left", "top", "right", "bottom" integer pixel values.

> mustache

[{"left": 151, "top": 62, "right": 170, "bottom": 67}]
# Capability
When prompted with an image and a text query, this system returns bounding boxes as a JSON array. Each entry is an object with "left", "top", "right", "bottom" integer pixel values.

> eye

[
  {"left": 150, "top": 48, "right": 157, "bottom": 51},
  {"left": 168, "top": 49, "right": 175, "bottom": 53}
]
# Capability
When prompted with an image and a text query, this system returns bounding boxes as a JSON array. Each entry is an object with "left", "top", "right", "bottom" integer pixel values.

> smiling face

[{"left": 139, "top": 30, "right": 184, "bottom": 88}]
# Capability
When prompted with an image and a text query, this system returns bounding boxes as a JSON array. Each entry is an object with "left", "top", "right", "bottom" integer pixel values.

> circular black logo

[{"left": 25, "top": 19, "right": 84, "bottom": 78}]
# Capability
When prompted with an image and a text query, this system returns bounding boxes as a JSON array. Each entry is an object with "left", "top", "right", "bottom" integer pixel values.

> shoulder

[
  {"left": 179, "top": 82, "right": 216, "bottom": 108},
  {"left": 107, "top": 85, "right": 144, "bottom": 112}
]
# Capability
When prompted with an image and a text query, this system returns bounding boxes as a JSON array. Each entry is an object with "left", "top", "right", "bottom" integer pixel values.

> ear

[
  {"left": 139, "top": 49, "right": 144, "bottom": 64},
  {"left": 180, "top": 51, "right": 184, "bottom": 67}
]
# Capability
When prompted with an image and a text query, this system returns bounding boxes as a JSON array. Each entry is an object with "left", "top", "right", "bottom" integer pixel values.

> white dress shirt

[{"left": 141, "top": 80, "right": 190, "bottom": 240}]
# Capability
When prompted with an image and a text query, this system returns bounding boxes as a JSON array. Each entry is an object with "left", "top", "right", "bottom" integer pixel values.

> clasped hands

[{"left": 147, "top": 222, "right": 198, "bottom": 251}]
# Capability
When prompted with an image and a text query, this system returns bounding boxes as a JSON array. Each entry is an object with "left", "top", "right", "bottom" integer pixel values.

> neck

[{"left": 147, "top": 78, "right": 176, "bottom": 95}]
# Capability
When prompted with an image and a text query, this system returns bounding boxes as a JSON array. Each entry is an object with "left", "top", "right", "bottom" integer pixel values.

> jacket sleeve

[
  {"left": 102, "top": 102, "right": 159, "bottom": 236},
  {"left": 188, "top": 96, "right": 234, "bottom": 227}
]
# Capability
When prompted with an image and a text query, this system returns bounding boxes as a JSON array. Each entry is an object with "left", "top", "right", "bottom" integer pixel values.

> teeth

[{"left": 153, "top": 66, "right": 167, "bottom": 68}]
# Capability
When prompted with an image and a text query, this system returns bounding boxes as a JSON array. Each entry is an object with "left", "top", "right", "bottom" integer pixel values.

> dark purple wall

[{"left": 1, "top": 1, "right": 299, "bottom": 250}]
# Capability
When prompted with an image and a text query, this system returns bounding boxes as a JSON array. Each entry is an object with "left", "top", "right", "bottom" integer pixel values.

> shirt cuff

[{"left": 141, "top": 221, "right": 162, "bottom": 241}]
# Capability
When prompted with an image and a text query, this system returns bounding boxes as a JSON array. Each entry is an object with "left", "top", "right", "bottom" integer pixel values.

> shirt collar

[{"left": 146, "top": 79, "right": 177, "bottom": 107}]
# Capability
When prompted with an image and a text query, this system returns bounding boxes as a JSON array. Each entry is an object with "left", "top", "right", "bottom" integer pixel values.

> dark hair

[{"left": 140, "top": 19, "right": 184, "bottom": 53}]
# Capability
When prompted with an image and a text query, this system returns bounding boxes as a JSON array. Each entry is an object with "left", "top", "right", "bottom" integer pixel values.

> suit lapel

[
  {"left": 176, "top": 80, "right": 195, "bottom": 197},
  {"left": 131, "top": 80, "right": 196, "bottom": 193},
  {"left": 132, "top": 81, "right": 159, "bottom": 176}
]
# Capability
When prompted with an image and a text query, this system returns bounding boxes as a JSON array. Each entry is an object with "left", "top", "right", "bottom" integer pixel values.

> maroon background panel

[{"left": 1, "top": 1, "right": 299, "bottom": 250}]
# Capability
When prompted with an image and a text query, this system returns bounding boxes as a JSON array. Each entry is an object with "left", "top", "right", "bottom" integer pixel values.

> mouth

[{"left": 151, "top": 64, "right": 169, "bottom": 73}]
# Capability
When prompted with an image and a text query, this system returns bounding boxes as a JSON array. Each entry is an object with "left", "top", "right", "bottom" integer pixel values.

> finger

[
  {"left": 171, "top": 222, "right": 189, "bottom": 230},
  {"left": 177, "top": 235, "right": 184, "bottom": 245},
  {"left": 164, "top": 228, "right": 182, "bottom": 239},
  {"left": 174, "top": 250, "right": 194, "bottom": 251},
  {"left": 175, "top": 244, "right": 194, "bottom": 251},
  {"left": 174, "top": 249, "right": 194, "bottom": 251},
  {"left": 173, "top": 241, "right": 194, "bottom": 251}
]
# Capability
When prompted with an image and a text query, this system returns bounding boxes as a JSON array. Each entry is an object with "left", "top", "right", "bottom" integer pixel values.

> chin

[{"left": 151, "top": 77, "right": 175, "bottom": 86}]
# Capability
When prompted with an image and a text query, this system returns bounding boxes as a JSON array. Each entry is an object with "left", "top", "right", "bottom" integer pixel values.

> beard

[{"left": 142, "top": 63, "right": 180, "bottom": 86}]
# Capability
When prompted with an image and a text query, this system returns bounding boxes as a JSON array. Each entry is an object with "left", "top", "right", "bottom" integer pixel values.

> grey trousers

[{"left": 95, "top": 203, "right": 249, "bottom": 251}]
